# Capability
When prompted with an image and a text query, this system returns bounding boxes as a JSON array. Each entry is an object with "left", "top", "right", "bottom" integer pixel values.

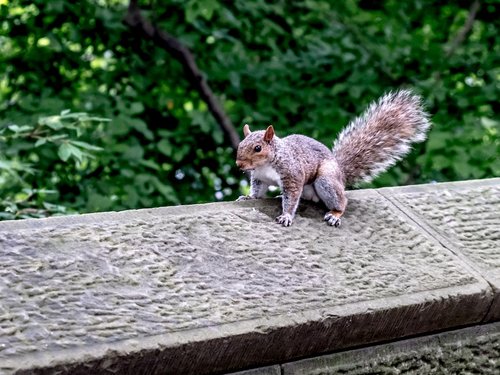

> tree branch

[
  {"left": 124, "top": 0, "right": 241, "bottom": 150},
  {"left": 432, "top": 0, "right": 481, "bottom": 84},
  {"left": 445, "top": 0, "right": 481, "bottom": 57}
]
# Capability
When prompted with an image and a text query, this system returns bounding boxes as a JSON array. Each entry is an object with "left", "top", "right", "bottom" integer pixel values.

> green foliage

[
  {"left": 0, "top": 111, "right": 107, "bottom": 219},
  {"left": 0, "top": 0, "right": 498, "bottom": 219}
]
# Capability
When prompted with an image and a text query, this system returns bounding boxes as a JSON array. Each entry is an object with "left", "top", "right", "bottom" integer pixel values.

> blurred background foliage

[{"left": 0, "top": 0, "right": 498, "bottom": 219}]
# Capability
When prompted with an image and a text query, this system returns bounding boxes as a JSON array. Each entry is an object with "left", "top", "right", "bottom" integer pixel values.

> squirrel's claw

[
  {"left": 276, "top": 213, "right": 293, "bottom": 227},
  {"left": 324, "top": 212, "right": 342, "bottom": 227}
]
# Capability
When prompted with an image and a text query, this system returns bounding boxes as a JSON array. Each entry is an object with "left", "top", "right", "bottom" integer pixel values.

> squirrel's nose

[{"left": 236, "top": 160, "right": 243, "bottom": 168}]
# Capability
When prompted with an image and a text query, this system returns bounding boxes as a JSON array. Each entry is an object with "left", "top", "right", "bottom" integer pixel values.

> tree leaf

[
  {"left": 34, "top": 138, "right": 47, "bottom": 147},
  {"left": 70, "top": 140, "right": 103, "bottom": 151},
  {"left": 39, "top": 116, "right": 64, "bottom": 130},
  {"left": 157, "top": 139, "right": 173, "bottom": 157},
  {"left": 57, "top": 143, "right": 73, "bottom": 161}
]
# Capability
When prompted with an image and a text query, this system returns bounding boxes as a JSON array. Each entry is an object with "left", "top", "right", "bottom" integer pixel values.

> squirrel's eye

[{"left": 254, "top": 145, "right": 262, "bottom": 152}]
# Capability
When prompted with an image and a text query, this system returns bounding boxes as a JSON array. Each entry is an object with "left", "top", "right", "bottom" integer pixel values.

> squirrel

[{"left": 236, "top": 89, "right": 431, "bottom": 227}]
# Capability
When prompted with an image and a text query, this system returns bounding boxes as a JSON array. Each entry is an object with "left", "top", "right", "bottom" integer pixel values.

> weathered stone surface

[
  {"left": 282, "top": 322, "right": 500, "bottom": 375},
  {"left": 0, "top": 181, "right": 496, "bottom": 374},
  {"left": 379, "top": 178, "right": 500, "bottom": 320}
]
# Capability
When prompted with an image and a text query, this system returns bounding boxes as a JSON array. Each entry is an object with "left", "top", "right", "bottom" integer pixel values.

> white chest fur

[
  {"left": 253, "top": 165, "right": 320, "bottom": 202},
  {"left": 253, "top": 164, "right": 282, "bottom": 187}
]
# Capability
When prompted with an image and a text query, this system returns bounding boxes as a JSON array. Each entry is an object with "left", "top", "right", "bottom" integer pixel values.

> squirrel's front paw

[
  {"left": 236, "top": 195, "right": 255, "bottom": 201},
  {"left": 324, "top": 212, "right": 342, "bottom": 227},
  {"left": 276, "top": 213, "right": 293, "bottom": 227}
]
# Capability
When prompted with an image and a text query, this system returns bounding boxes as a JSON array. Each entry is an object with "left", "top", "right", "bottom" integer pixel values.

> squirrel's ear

[
  {"left": 264, "top": 125, "right": 274, "bottom": 143},
  {"left": 243, "top": 124, "right": 251, "bottom": 137}
]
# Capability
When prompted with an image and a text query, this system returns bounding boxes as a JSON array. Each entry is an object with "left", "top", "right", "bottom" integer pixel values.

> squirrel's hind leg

[{"left": 314, "top": 161, "right": 347, "bottom": 227}]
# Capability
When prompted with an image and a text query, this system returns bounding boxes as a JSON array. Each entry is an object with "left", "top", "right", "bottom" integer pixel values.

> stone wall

[{"left": 0, "top": 178, "right": 498, "bottom": 374}]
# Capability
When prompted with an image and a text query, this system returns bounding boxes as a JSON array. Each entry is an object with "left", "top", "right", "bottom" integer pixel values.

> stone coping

[{"left": 0, "top": 178, "right": 498, "bottom": 374}]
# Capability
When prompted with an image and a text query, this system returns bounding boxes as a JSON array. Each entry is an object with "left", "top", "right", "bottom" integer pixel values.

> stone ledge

[
  {"left": 279, "top": 322, "right": 500, "bottom": 374},
  {"left": 0, "top": 178, "right": 498, "bottom": 374}
]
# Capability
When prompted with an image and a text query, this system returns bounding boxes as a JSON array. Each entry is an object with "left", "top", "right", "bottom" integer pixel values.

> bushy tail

[{"left": 332, "top": 89, "right": 431, "bottom": 186}]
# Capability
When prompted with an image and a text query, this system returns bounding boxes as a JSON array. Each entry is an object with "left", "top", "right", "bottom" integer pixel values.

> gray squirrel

[{"left": 236, "top": 89, "right": 431, "bottom": 227}]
